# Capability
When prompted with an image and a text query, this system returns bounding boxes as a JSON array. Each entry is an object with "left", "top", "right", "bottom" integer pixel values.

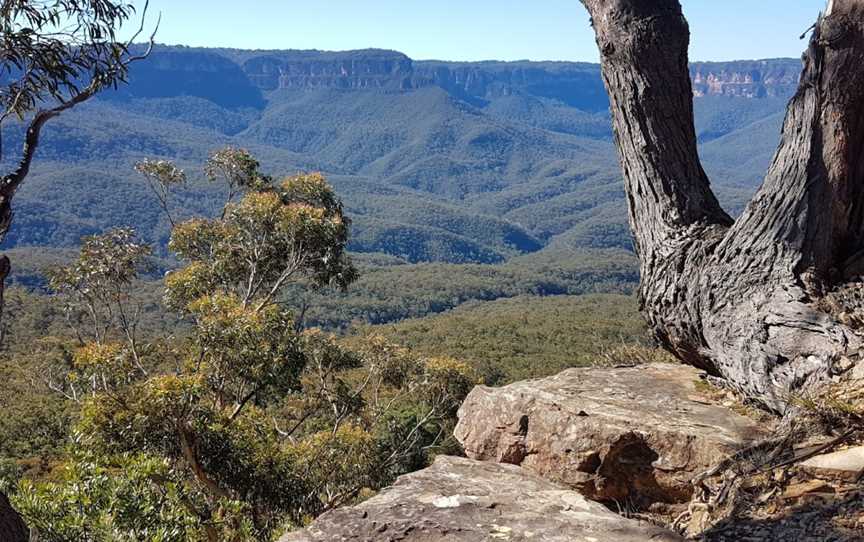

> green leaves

[
  {"left": 47, "top": 228, "right": 152, "bottom": 359},
  {"left": 10, "top": 451, "right": 195, "bottom": 542},
  {"left": 17, "top": 150, "right": 478, "bottom": 541},
  {"left": 287, "top": 424, "right": 379, "bottom": 511},
  {"left": 188, "top": 293, "right": 304, "bottom": 403},
  {"left": 135, "top": 160, "right": 187, "bottom": 225},
  {"left": 135, "top": 160, "right": 187, "bottom": 188},
  {"left": 0, "top": 1, "right": 139, "bottom": 119},
  {"left": 204, "top": 147, "right": 269, "bottom": 193},
  {"left": 419, "top": 356, "right": 479, "bottom": 417},
  {"left": 165, "top": 166, "right": 357, "bottom": 311},
  {"left": 49, "top": 228, "right": 151, "bottom": 296}
]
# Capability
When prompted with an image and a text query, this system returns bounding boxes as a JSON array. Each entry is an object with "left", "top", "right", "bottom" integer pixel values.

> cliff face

[
  {"left": 116, "top": 46, "right": 802, "bottom": 111},
  {"left": 414, "top": 61, "right": 608, "bottom": 110},
  {"left": 233, "top": 49, "right": 608, "bottom": 108},
  {"left": 238, "top": 51, "right": 801, "bottom": 105},
  {"left": 690, "top": 59, "right": 801, "bottom": 98},
  {"left": 241, "top": 50, "right": 415, "bottom": 91}
]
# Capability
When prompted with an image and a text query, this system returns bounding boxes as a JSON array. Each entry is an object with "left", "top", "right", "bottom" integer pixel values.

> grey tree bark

[{"left": 579, "top": 0, "right": 864, "bottom": 411}]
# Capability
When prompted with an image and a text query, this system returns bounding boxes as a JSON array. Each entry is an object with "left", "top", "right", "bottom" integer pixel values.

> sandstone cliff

[
  {"left": 118, "top": 46, "right": 802, "bottom": 112},
  {"left": 454, "top": 363, "right": 767, "bottom": 510},
  {"left": 690, "top": 59, "right": 800, "bottom": 98}
]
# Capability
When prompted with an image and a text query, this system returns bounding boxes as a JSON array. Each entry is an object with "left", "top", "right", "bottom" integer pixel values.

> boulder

[
  {"left": 454, "top": 363, "right": 769, "bottom": 508},
  {"left": 280, "top": 455, "right": 682, "bottom": 542}
]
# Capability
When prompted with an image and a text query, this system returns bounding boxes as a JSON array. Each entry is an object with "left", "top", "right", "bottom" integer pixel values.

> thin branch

[
  {"left": 758, "top": 429, "right": 857, "bottom": 473},
  {"left": 254, "top": 250, "right": 306, "bottom": 312},
  {"left": 0, "top": 9, "right": 159, "bottom": 240},
  {"left": 229, "top": 385, "right": 262, "bottom": 422}
]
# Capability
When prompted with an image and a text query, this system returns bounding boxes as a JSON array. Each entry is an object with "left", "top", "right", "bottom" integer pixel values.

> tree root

[{"left": 681, "top": 407, "right": 863, "bottom": 537}]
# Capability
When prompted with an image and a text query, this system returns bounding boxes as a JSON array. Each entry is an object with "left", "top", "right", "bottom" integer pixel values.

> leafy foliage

[
  {"left": 0, "top": 1, "right": 138, "bottom": 119},
  {"left": 299, "top": 247, "right": 638, "bottom": 329},
  {"left": 4, "top": 151, "right": 477, "bottom": 541},
  {"left": 165, "top": 172, "right": 356, "bottom": 312},
  {"left": 366, "top": 293, "right": 656, "bottom": 384},
  {"left": 10, "top": 452, "right": 194, "bottom": 542}
]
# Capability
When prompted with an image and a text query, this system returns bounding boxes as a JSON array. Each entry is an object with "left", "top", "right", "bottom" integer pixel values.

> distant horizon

[
  {"left": 147, "top": 42, "right": 804, "bottom": 66},
  {"left": 127, "top": 0, "right": 825, "bottom": 64}
]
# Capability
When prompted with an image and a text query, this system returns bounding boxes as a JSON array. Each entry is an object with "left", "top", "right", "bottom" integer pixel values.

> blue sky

[{"left": 133, "top": 1, "right": 827, "bottom": 62}]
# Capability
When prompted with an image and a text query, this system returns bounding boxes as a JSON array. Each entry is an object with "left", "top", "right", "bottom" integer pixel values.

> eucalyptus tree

[
  {"left": 9, "top": 151, "right": 477, "bottom": 541},
  {"left": 0, "top": 0, "right": 157, "bottom": 323},
  {"left": 0, "top": 0, "right": 157, "bottom": 527},
  {"left": 577, "top": 0, "right": 864, "bottom": 410}
]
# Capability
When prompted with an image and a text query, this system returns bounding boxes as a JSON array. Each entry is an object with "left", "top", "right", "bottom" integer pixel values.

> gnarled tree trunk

[{"left": 580, "top": 0, "right": 864, "bottom": 411}]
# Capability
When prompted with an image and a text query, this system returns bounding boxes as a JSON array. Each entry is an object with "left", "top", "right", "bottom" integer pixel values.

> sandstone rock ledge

[
  {"left": 280, "top": 455, "right": 682, "bottom": 542},
  {"left": 455, "top": 363, "right": 769, "bottom": 508}
]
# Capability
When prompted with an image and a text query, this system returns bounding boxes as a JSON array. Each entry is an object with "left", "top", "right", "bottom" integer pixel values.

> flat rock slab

[
  {"left": 279, "top": 456, "right": 682, "bottom": 542},
  {"left": 801, "top": 446, "right": 864, "bottom": 482},
  {"left": 454, "top": 363, "right": 769, "bottom": 507}
]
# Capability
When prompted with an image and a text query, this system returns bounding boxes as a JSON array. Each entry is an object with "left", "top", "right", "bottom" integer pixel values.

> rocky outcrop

[
  {"left": 147, "top": 46, "right": 801, "bottom": 107},
  {"left": 279, "top": 455, "right": 682, "bottom": 542},
  {"left": 0, "top": 492, "right": 27, "bottom": 542},
  {"left": 241, "top": 50, "right": 415, "bottom": 91},
  {"left": 800, "top": 446, "right": 864, "bottom": 482},
  {"left": 690, "top": 59, "right": 801, "bottom": 98},
  {"left": 455, "top": 363, "right": 769, "bottom": 510}
]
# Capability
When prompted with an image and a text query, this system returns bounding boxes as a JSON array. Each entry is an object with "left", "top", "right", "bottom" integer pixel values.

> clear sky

[{"left": 131, "top": 0, "right": 827, "bottom": 62}]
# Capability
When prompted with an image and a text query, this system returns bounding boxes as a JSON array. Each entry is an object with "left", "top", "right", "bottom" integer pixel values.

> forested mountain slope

[{"left": 0, "top": 47, "right": 798, "bottom": 263}]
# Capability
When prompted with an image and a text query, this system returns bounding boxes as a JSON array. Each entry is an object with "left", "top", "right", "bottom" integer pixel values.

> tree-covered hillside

[
  {"left": 363, "top": 293, "right": 674, "bottom": 384},
  {"left": 1, "top": 47, "right": 797, "bottom": 264}
]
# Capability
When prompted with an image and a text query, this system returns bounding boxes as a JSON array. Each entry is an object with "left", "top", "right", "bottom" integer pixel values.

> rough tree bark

[{"left": 579, "top": 0, "right": 864, "bottom": 411}]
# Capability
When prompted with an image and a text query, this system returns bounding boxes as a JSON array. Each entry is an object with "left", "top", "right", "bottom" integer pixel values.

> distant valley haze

[
  {"left": 0, "top": 44, "right": 801, "bottom": 267},
  {"left": 0, "top": 1, "right": 827, "bottom": 275}
]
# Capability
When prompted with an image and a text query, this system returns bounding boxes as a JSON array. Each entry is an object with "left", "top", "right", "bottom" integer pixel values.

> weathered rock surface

[
  {"left": 280, "top": 455, "right": 682, "bottom": 542},
  {"left": 455, "top": 363, "right": 769, "bottom": 509},
  {"left": 689, "top": 59, "right": 800, "bottom": 98},
  {"left": 0, "top": 492, "right": 27, "bottom": 542},
  {"left": 801, "top": 446, "right": 864, "bottom": 482}
]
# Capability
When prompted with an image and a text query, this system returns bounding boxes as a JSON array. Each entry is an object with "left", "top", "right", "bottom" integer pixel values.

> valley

[
  {"left": 3, "top": 47, "right": 795, "bottom": 267},
  {"left": 3, "top": 38, "right": 841, "bottom": 542}
]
